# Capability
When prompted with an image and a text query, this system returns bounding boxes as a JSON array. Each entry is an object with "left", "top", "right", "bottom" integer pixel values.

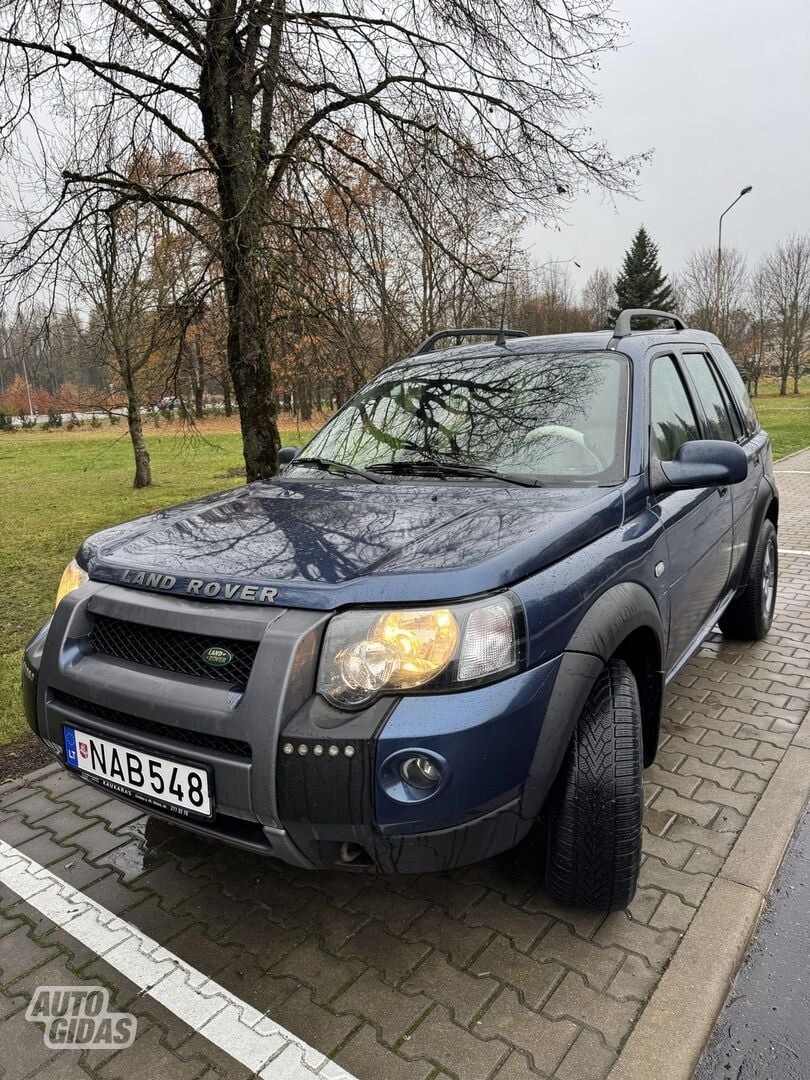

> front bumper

[{"left": 23, "top": 582, "right": 563, "bottom": 872}]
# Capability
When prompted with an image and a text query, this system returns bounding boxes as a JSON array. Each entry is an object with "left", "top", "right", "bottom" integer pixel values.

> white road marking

[
  {"left": 779, "top": 549, "right": 810, "bottom": 557},
  {"left": 774, "top": 470, "right": 810, "bottom": 474},
  {"left": 0, "top": 838, "right": 357, "bottom": 1079}
]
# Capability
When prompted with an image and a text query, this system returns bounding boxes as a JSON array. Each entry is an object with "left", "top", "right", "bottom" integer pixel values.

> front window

[
  {"left": 650, "top": 355, "right": 700, "bottom": 461},
  {"left": 294, "top": 350, "right": 630, "bottom": 485}
]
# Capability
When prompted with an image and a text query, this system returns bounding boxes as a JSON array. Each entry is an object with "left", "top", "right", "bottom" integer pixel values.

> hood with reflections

[{"left": 81, "top": 477, "right": 624, "bottom": 608}]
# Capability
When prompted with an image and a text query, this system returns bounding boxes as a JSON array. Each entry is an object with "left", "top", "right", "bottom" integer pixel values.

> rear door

[
  {"left": 680, "top": 350, "right": 762, "bottom": 589},
  {"left": 648, "top": 352, "right": 734, "bottom": 668},
  {"left": 709, "top": 344, "right": 768, "bottom": 585}
]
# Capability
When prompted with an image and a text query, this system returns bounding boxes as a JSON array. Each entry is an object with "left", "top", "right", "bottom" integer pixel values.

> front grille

[
  {"left": 55, "top": 692, "right": 252, "bottom": 758},
  {"left": 89, "top": 614, "right": 258, "bottom": 687}
]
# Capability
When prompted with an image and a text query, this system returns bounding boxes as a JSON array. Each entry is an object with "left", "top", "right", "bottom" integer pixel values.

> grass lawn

[
  {"left": 749, "top": 394, "right": 810, "bottom": 460},
  {"left": 0, "top": 416, "right": 316, "bottom": 749},
  {"left": 0, "top": 396, "right": 808, "bottom": 749}
]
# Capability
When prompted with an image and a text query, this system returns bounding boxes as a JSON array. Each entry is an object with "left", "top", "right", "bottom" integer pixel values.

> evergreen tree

[{"left": 609, "top": 227, "right": 675, "bottom": 326}]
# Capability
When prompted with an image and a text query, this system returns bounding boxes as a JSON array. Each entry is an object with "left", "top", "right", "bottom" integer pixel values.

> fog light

[{"left": 399, "top": 755, "right": 442, "bottom": 790}]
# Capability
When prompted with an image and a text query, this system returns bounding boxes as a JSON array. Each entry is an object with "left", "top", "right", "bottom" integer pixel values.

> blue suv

[{"left": 22, "top": 309, "right": 778, "bottom": 910}]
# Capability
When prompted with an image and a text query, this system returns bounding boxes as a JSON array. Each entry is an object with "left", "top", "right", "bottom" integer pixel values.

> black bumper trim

[{"left": 54, "top": 691, "right": 252, "bottom": 758}]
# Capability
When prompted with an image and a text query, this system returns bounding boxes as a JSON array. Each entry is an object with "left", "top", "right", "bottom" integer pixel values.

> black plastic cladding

[{"left": 55, "top": 691, "right": 253, "bottom": 758}]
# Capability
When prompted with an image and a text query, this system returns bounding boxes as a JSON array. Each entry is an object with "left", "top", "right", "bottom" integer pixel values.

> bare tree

[
  {"left": 679, "top": 246, "right": 748, "bottom": 347},
  {"left": 737, "top": 263, "right": 772, "bottom": 396},
  {"left": 0, "top": 0, "right": 640, "bottom": 479},
  {"left": 582, "top": 267, "right": 614, "bottom": 329},
  {"left": 515, "top": 261, "right": 584, "bottom": 336},
  {"left": 761, "top": 236, "right": 810, "bottom": 395},
  {"left": 69, "top": 201, "right": 185, "bottom": 486}
]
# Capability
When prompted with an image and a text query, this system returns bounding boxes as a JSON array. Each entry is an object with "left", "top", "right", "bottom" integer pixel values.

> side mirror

[
  {"left": 658, "top": 440, "right": 748, "bottom": 491},
  {"left": 277, "top": 446, "right": 301, "bottom": 468}
]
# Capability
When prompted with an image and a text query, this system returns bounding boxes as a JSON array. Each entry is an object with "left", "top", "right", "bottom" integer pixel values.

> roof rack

[
  {"left": 609, "top": 309, "right": 687, "bottom": 347},
  {"left": 412, "top": 327, "right": 528, "bottom": 355}
]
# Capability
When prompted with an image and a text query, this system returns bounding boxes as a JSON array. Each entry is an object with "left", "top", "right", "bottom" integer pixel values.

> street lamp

[{"left": 715, "top": 185, "right": 752, "bottom": 332}]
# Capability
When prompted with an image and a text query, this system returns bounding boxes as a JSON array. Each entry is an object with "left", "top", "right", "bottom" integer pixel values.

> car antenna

[{"left": 495, "top": 238, "right": 515, "bottom": 346}]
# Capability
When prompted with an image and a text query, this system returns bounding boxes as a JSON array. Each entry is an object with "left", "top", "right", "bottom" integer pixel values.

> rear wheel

[
  {"left": 545, "top": 659, "right": 643, "bottom": 911},
  {"left": 718, "top": 519, "right": 777, "bottom": 641}
]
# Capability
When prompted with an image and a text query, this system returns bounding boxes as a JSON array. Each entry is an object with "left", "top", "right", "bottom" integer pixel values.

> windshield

[{"left": 294, "top": 350, "right": 630, "bottom": 485}]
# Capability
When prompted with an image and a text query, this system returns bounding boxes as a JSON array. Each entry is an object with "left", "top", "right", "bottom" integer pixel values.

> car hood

[{"left": 82, "top": 477, "right": 625, "bottom": 609}]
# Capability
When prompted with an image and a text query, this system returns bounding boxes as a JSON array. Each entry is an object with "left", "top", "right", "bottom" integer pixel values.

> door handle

[
  {"left": 718, "top": 486, "right": 728, "bottom": 498},
  {"left": 752, "top": 454, "right": 761, "bottom": 465}
]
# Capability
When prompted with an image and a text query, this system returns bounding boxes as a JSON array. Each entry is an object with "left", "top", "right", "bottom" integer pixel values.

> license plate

[{"left": 63, "top": 725, "right": 213, "bottom": 819}]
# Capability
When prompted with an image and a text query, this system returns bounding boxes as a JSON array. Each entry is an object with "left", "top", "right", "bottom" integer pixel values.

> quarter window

[
  {"left": 650, "top": 356, "right": 700, "bottom": 461},
  {"left": 712, "top": 346, "right": 759, "bottom": 435},
  {"left": 682, "top": 353, "right": 736, "bottom": 441}
]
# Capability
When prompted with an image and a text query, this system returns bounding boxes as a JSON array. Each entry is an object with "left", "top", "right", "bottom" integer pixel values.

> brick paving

[{"left": 1, "top": 450, "right": 809, "bottom": 1080}]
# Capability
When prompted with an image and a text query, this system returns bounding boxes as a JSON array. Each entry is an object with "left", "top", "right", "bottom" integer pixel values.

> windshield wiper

[
  {"left": 291, "top": 456, "right": 386, "bottom": 484},
  {"left": 367, "top": 459, "right": 543, "bottom": 488}
]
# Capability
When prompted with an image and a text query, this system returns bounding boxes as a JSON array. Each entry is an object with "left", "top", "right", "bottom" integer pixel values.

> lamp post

[{"left": 715, "top": 185, "right": 752, "bottom": 333}]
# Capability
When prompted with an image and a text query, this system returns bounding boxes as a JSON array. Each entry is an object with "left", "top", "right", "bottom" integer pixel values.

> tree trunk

[
  {"left": 297, "top": 380, "right": 312, "bottom": 422},
  {"left": 200, "top": 20, "right": 280, "bottom": 482},
  {"left": 221, "top": 228, "right": 279, "bottom": 480},
  {"left": 122, "top": 367, "right": 151, "bottom": 487},
  {"left": 221, "top": 373, "right": 233, "bottom": 416},
  {"left": 194, "top": 339, "right": 205, "bottom": 419}
]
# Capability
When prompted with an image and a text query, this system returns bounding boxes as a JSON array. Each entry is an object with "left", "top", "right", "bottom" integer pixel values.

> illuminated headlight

[
  {"left": 55, "top": 559, "right": 89, "bottom": 609},
  {"left": 318, "top": 595, "right": 522, "bottom": 708}
]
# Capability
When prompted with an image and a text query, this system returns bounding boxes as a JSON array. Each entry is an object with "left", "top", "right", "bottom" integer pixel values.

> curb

[
  {"left": 772, "top": 444, "right": 810, "bottom": 465},
  {"left": 609, "top": 703, "right": 810, "bottom": 1080}
]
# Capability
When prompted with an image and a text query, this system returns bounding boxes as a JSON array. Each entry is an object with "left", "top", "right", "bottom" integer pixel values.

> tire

[
  {"left": 545, "top": 659, "right": 643, "bottom": 911},
  {"left": 718, "top": 519, "right": 778, "bottom": 641}
]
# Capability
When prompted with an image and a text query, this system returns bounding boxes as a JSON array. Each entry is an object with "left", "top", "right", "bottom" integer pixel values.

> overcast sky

[{"left": 525, "top": 0, "right": 810, "bottom": 286}]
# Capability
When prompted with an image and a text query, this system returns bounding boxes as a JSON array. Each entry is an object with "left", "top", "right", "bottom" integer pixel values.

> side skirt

[{"left": 665, "top": 590, "right": 737, "bottom": 684}]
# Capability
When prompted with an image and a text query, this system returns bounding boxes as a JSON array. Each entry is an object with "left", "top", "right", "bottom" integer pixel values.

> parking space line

[
  {"left": 778, "top": 549, "right": 810, "bottom": 556},
  {"left": 0, "top": 838, "right": 357, "bottom": 1080}
]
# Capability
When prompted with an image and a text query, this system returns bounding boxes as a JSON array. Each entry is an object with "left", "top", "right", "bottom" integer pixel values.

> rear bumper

[{"left": 23, "top": 582, "right": 565, "bottom": 871}]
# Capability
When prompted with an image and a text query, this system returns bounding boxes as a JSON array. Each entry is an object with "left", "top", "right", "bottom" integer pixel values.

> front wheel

[
  {"left": 718, "top": 519, "right": 778, "bottom": 641},
  {"left": 545, "top": 659, "right": 643, "bottom": 911}
]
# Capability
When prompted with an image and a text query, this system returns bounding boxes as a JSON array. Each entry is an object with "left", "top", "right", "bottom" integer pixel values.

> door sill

[{"left": 665, "top": 591, "right": 736, "bottom": 684}]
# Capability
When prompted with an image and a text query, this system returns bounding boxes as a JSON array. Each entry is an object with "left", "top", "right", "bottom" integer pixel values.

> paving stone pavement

[{"left": 1, "top": 449, "right": 809, "bottom": 1080}]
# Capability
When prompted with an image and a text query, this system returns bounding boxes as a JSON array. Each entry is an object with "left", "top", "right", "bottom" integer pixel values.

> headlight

[
  {"left": 55, "top": 559, "right": 89, "bottom": 608},
  {"left": 318, "top": 594, "right": 522, "bottom": 707}
]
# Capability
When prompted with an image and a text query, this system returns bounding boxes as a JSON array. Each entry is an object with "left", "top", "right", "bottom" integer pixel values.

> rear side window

[
  {"left": 682, "top": 353, "right": 736, "bottom": 441},
  {"left": 650, "top": 355, "right": 700, "bottom": 461},
  {"left": 711, "top": 346, "right": 759, "bottom": 435},
  {"left": 711, "top": 362, "right": 744, "bottom": 439}
]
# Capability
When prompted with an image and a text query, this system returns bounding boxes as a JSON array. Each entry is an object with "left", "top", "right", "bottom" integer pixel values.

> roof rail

[
  {"left": 411, "top": 327, "right": 528, "bottom": 355},
  {"left": 609, "top": 309, "right": 686, "bottom": 345}
]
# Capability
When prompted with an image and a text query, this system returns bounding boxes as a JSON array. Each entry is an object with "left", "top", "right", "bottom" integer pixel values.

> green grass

[
  {"left": 0, "top": 422, "right": 315, "bottom": 746},
  {"left": 0, "top": 397, "right": 807, "bottom": 747},
  {"left": 751, "top": 392, "right": 810, "bottom": 460}
]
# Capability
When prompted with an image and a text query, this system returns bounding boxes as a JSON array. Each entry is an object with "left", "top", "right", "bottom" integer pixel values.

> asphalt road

[{"left": 696, "top": 807, "right": 810, "bottom": 1080}]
